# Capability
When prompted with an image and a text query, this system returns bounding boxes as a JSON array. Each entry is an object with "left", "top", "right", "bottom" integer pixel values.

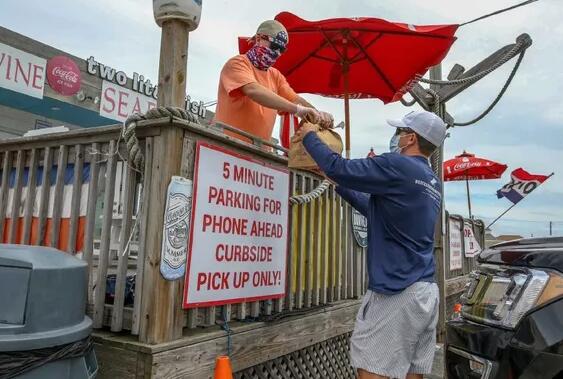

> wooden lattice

[{"left": 235, "top": 333, "right": 355, "bottom": 379}]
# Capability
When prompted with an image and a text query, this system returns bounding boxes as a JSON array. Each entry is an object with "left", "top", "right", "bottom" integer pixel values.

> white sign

[
  {"left": 183, "top": 142, "right": 289, "bottom": 308},
  {"left": 449, "top": 218, "right": 463, "bottom": 270},
  {"left": 463, "top": 224, "right": 482, "bottom": 258},
  {"left": 99, "top": 80, "right": 157, "bottom": 122},
  {"left": 0, "top": 42, "right": 46, "bottom": 99},
  {"left": 160, "top": 176, "right": 192, "bottom": 281}
]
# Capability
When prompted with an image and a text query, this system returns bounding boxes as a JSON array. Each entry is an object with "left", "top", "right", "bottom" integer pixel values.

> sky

[{"left": 1, "top": 0, "right": 562, "bottom": 237}]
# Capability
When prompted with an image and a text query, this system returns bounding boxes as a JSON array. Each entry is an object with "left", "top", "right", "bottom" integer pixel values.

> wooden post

[{"left": 140, "top": 19, "right": 189, "bottom": 344}]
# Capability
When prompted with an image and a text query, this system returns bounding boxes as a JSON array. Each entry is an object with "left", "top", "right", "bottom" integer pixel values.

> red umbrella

[
  {"left": 444, "top": 152, "right": 508, "bottom": 218},
  {"left": 239, "top": 12, "right": 458, "bottom": 157}
]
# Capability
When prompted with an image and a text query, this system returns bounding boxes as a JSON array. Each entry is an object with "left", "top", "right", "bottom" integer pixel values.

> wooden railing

[
  {"left": 0, "top": 119, "right": 367, "bottom": 341},
  {"left": 0, "top": 125, "right": 156, "bottom": 335}
]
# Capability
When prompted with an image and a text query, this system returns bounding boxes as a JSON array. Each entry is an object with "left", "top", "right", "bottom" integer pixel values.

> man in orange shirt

[{"left": 215, "top": 20, "right": 333, "bottom": 142}]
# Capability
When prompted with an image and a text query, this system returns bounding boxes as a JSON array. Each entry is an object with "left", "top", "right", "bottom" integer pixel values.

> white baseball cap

[{"left": 387, "top": 110, "right": 446, "bottom": 147}]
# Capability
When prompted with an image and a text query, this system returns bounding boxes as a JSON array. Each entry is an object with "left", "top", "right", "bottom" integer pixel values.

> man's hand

[
  {"left": 318, "top": 111, "right": 334, "bottom": 129},
  {"left": 295, "top": 104, "right": 320, "bottom": 124}
]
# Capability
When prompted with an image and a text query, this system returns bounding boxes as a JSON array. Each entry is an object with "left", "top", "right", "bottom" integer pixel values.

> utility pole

[
  {"left": 405, "top": 34, "right": 533, "bottom": 348},
  {"left": 550, "top": 221, "right": 552, "bottom": 236},
  {"left": 429, "top": 64, "right": 448, "bottom": 345}
]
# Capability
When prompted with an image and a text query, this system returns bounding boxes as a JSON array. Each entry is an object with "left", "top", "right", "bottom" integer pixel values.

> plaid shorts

[{"left": 350, "top": 281, "right": 439, "bottom": 378}]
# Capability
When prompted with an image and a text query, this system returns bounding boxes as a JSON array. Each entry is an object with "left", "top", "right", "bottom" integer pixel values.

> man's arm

[
  {"left": 301, "top": 132, "right": 399, "bottom": 195},
  {"left": 241, "top": 82, "right": 298, "bottom": 113},
  {"left": 241, "top": 83, "right": 320, "bottom": 121},
  {"left": 294, "top": 95, "right": 315, "bottom": 109},
  {"left": 294, "top": 96, "right": 333, "bottom": 128},
  {"left": 336, "top": 186, "right": 369, "bottom": 217}
]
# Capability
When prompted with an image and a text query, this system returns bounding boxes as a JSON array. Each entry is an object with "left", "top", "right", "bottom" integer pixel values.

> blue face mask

[{"left": 389, "top": 134, "right": 402, "bottom": 154}]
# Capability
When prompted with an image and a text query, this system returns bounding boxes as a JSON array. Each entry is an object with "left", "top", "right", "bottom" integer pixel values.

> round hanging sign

[{"left": 352, "top": 208, "right": 368, "bottom": 248}]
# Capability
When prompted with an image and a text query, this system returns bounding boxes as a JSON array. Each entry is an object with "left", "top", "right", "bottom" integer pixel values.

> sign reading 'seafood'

[{"left": 183, "top": 142, "right": 290, "bottom": 308}]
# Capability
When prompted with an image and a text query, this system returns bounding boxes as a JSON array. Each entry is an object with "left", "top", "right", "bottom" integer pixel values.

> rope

[
  {"left": 414, "top": 36, "right": 528, "bottom": 86},
  {"left": 120, "top": 107, "right": 197, "bottom": 257},
  {"left": 460, "top": 0, "right": 540, "bottom": 27},
  {"left": 216, "top": 312, "right": 233, "bottom": 357},
  {"left": 0, "top": 337, "right": 93, "bottom": 379},
  {"left": 122, "top": 106, "right": 197, "bottom": 173},
  {"left": 453, "top": 49, "right": 526, "bottom": 126},
  {"left": 400, "top": 97, "right": 417, "bottom": 107},
  {"left": 289, "top": 179, "right": 331, "bottom": 205}
]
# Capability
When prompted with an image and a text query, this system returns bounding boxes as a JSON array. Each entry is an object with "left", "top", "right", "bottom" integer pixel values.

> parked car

[{"left": 446, "top": 237, "right": 563, "bottom": 378}]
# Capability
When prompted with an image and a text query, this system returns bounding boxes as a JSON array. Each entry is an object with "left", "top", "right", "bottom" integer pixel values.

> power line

[
  {"left": 460, "top": 0, "right": 540, "bottom": 27},
  {"left": 478, "top": 217, "right": 563, "bottom": 224}
]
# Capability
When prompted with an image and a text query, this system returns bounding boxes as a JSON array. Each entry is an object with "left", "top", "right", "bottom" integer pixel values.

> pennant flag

[{"left": 497, "top": 168, "right": 551, "bottom": 204}]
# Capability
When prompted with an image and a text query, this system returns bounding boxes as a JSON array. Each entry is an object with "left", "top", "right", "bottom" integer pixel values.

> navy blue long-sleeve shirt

[{"left": 302, "top": 132, "right": 441, "bottom": 294}]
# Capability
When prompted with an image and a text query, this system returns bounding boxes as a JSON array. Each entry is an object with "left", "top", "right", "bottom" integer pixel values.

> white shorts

[{"left": 350, "top": 281, "right": 439, "bottom": 378}]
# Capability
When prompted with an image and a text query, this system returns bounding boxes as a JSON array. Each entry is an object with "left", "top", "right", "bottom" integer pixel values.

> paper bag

[{"left": 288, "top": 122, "right": 343, "bottom": 171}]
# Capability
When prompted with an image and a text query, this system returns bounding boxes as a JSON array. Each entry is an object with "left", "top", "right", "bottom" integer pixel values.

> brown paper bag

[{"left": 288, "top": 122, "right": 344, "bottom": 172}]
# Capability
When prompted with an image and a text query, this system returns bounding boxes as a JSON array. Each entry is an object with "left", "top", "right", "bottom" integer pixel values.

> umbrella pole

[
  {"left": 344, "top": 66, "right": 351, "bottom": 158},
  {"left": 466, "top": 177, "right": 473, "bottom": 219}
]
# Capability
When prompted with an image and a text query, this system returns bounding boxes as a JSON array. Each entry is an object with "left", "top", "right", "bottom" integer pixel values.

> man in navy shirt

[{"left": 298, "top": 110, "right": 446, "bottom": 379}]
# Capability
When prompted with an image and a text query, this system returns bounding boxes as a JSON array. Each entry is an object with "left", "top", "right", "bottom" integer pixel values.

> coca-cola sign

[{"left": 47, "top": 55, "right": 81, "bottom": 96}]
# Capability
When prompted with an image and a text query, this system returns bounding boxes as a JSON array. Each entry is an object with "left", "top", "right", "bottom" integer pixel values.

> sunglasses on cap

[
  {"left": 395, "top": 127, "right": 415, "bottom": 136},
  {"left": 258, "top": 34, "right": 288, "bottom": 54}
]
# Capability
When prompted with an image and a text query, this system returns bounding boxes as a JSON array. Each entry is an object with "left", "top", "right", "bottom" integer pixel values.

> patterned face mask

[
  {"left": 246, "top": 44, "right": 281, "bottom": 71},
  {"left": 246, "top": 31, "right": 287, "bottom": 70}
]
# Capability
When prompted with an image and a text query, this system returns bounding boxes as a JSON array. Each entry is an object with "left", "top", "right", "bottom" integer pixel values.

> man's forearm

[
  {"left": 242, "top": 83, "right": 297, "bottom": 113},
  {"left": 295, "top": 95, "right": 315, "bottom": 109}
]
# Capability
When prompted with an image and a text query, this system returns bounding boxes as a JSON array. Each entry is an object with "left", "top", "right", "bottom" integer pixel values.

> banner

[
  {"left": 497, "top": 168, "right": 550, "bottom": 204},
  {"left": 2, "top": 163, "right": 90, "bottom": 252},
  {"left": 449, "top": 218, "right": 463, "bottom": 270},
  {"left": 0, "top": 42, "right": 46, "bottom": 99},
  {"left": 183, "top": 142, "right": 289, "bottom": 308},
  {"left": 99, "top": 80, "right": 157, "bottom": 122}
]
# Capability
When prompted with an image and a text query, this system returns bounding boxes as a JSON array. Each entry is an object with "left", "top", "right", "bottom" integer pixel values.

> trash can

[{"left": 0, "top": 245, "right": 98, "bottom": 378}]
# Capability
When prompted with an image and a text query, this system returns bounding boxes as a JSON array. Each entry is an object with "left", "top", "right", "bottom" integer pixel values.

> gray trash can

[{"left": 0, "top": 245, "right": 98, "bottom": 378}]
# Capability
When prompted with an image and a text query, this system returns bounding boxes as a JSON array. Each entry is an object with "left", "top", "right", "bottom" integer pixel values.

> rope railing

[{"left": 415, "top": 34, "right": 530, "bottom": 87}]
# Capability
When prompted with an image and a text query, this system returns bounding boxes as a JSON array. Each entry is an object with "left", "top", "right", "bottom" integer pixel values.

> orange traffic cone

[{"left": 214, "top": 355, "right": 233, "bottom": 379}]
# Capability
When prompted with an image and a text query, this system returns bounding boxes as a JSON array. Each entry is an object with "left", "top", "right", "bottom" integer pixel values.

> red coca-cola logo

[
  {"left": 453, "top": 162, "right": 482, "bottom": 171},
  {"left": 47, "top": 56, "right": 81, "bottom": 96}
]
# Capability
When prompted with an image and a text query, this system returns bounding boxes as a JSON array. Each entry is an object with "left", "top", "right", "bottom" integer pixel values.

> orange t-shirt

[{"left": 214, "top": 55, "right": 298, "bottom": 142}]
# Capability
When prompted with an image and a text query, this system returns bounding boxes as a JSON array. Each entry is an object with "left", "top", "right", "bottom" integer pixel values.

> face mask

[
  {"left": 389, "top": 134, "right": 402, "bottom": 154},
  {"left": 246, "top": 44, "right": 281, "bottom": 70}
]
